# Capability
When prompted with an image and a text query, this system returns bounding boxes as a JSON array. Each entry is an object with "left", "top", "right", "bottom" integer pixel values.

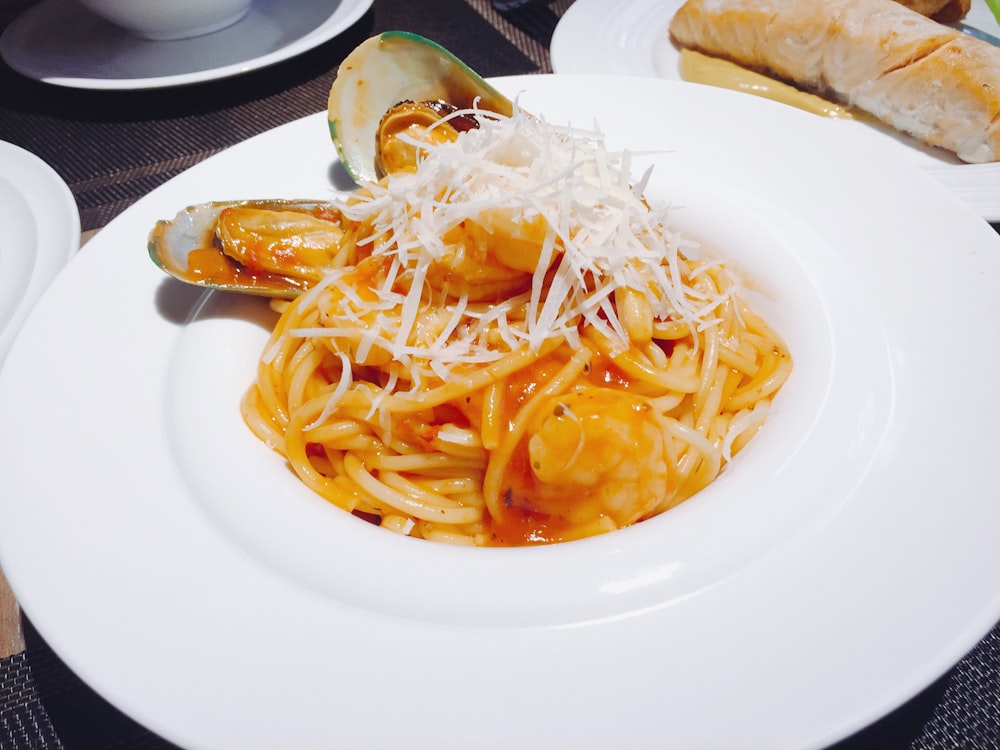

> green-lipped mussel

[
  {"left": 327, "top": 30, "right": 513, "bottom": 184},
  {"left": 148, "top": 200, "right": 351, "bottom": 299},
  {"left": 149, "top": 31, "right": 513, "bottom": 298}
]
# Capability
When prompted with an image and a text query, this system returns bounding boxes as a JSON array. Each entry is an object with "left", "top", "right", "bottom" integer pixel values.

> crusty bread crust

[
  {"left": 668, "top": 0, "right": 1000, "bottom": 162},
  {"left": 896, "top": 0, "right": 970, "bottom": 22}
]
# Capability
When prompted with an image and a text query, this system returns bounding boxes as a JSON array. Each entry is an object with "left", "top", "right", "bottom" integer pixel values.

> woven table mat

[
  {"left": 1, "top": 0, "right": 999, "bottom": 746},
  {"left": 0, "top": 0, "right": 571, "bottom": 231}
]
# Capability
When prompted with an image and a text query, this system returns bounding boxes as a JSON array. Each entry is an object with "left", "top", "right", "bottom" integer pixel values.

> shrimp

[
  {"left": 520, "top": 385, "right": 673, "bottom": 530},
  {"left": 421, "top": 211, "right": 555, "bottom": 302},
  {"left": 423, "top": 220, "right": 532, "bottom": 301}
]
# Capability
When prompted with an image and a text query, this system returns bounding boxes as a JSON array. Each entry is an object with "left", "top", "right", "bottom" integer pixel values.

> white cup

[{"left": 76, "top": 0, "right": 253, "bottom": 40}]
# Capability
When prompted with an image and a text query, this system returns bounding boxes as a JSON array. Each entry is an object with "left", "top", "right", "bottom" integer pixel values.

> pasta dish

[{"left": 238, "top": 106, "right": 792, "bottom": 546}]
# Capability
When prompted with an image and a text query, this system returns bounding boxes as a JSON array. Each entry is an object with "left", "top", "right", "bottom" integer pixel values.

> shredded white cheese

[{"left": 293, "top": 105, "right": 738, "bottom": 389}]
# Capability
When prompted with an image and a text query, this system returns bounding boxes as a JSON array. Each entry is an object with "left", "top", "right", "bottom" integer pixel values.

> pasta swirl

[{"left": 240, "top": 107, "right": 791, "bottom": 546}]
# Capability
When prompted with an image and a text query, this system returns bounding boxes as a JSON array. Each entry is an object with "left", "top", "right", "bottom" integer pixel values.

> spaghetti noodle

[{"left": 240, "top": 106, "right": 792, "bottom": 546}]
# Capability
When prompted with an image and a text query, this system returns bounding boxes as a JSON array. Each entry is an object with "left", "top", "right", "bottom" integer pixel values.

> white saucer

[
  {"left": 0, "top": 142, "right": 79, "bottom": 362},
  {"left": 0, "top": 0, "right": 373, "bottom": 90}
]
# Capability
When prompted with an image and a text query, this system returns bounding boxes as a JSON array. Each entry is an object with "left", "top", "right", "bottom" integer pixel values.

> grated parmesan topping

[{"left": 293, "top": 105, "right": 739, "bottom": 390}]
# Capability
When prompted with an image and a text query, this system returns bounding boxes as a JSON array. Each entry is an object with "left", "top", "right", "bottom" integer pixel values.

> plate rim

[{"left": 0, "top": 0, "right": 374, "bottom": 90}]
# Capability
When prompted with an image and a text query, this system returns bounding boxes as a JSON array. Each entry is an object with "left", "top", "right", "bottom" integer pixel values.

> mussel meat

[
  {"left": 327, "top": 31, "right": 513, "bottom": 184},
  {"left": 148, "top": 200, "right": 354, "bottom": 298},
  {"left": 375, "top": 99, "right": 481, "bottom": 176}
]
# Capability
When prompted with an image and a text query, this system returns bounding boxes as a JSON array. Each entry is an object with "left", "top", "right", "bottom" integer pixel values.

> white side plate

[
  {"left": 0, "top": 141, "right": 79, "bottom": 361},
  {"left": 551, "top": 0, "right": 1000, "bottom": 221}
]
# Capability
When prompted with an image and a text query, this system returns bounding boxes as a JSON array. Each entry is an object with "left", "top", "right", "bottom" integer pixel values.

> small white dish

[
  {"left": 0, "top": 142, "right": 79, "bottom": 362},
  {"left": 550, "top": 0, "right": 1000, "bottom": 221},
  {"left": 0, "top": 0, "right": 373, "bottom": 90},
  {"left": 1, "top": 75, "right": 1000, "bottom": 750},
  {"left": 76, "top": 0, "right": 251, "bottom": 40}
]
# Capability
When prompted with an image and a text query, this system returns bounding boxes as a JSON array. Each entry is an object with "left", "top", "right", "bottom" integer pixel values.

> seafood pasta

[{"left": 240, "top": 107, "right": 792, "bottom": 546}]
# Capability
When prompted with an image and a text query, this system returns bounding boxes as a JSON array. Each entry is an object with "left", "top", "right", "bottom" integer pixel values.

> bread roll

[
  {"left": 668, "top": 0, "right": 1000, "bottom": 163},
  {"left": 896, "top": 0, "right": 969, "bottom": 23}
]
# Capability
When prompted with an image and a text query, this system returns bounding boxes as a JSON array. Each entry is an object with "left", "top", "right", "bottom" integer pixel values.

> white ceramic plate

[
  {"left": 2, "top": 75, "right": 1000, "bottom": 749},
  {"left": 0, "top": 0, "right": 373, "bottom": 90},
  {"left": 550, "top": 0, "right": 1000, "bottom": 221},
  {"left": 0, "top": 142, "right": 79, "bottom": 362}
]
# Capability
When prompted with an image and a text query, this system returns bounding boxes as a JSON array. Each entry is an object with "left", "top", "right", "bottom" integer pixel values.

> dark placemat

[{"left": 1, "top": 649, "right": 62, "bottom": 749}]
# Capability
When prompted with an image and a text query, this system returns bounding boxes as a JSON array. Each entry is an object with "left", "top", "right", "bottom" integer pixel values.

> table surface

[{"left": 1, "top": 0, "right": 998, "bottom": 747}]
